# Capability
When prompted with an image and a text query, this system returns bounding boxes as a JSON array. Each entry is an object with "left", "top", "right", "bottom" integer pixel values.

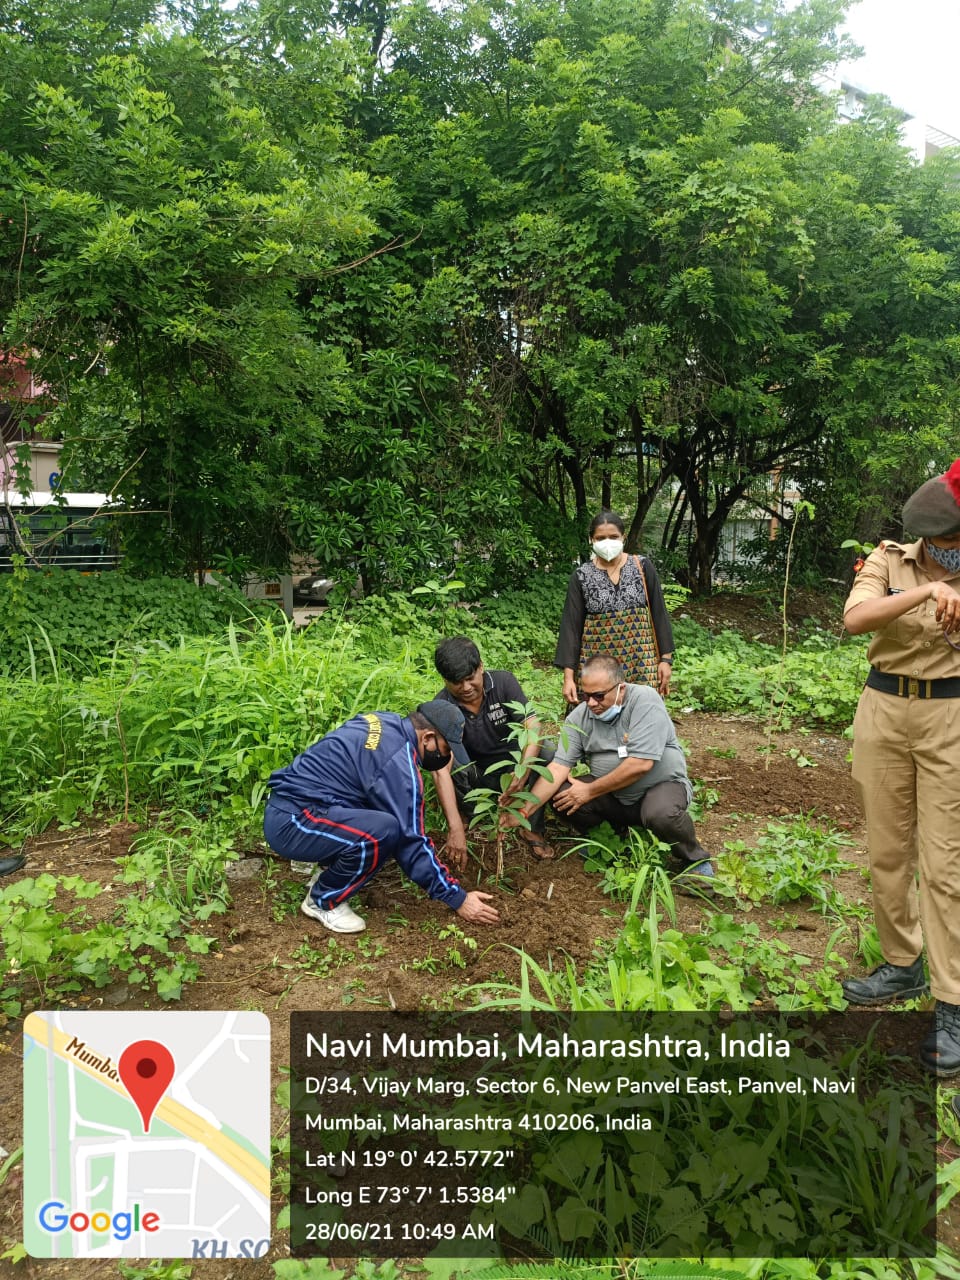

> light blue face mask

[
  {"left": 594, "top": 687, "right": 624, "bottom": 722},
  {"left": 927, "top": 541, "right": 960, "bottom": 574}
]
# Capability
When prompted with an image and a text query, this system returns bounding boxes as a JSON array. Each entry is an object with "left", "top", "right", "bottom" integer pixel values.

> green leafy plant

[
  {"left": 411, "top": 577, "right": 466, "bottom": 600},
  {"left": 722, "top": 816, "right": 858, "bottom": 913},
  {"left": 840, "top": 538, "right": 877, "bottom": 559},
  {"left": 705, "top": 914, "right": 846, "bottom": 1012},
  {"left": 118, "top": 1260, "right": 194, "bottom": 1279},
  {"left": 404, "top": 949, "right": 442, "bottom": 975},
  {"left": 437, "top": 921, "right": 479, "bottom": 968},
  {"left": 854, "top": 922, "right": 885, "bottom": 969},
  {"left": 465, "top": 703, "right": 555, "bottom": 879},
  {"left": 570, "top": 824, "right": 675, "bottom": 905},
  {"left": 289, "top": 937, "right": 352, "bottom": 980},
  {"left": 117, "top": 814, "right": 235, "bottom": 919}
]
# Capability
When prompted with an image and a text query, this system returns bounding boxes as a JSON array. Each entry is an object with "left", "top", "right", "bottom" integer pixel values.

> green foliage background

[
  {"left": 0, "top": 569, "right": 267, "bottom": 667},
  {"left": 2, "top": 0, "right": 959, "bottom": 592}
]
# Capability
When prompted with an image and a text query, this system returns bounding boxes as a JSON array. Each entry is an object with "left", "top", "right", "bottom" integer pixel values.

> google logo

[{"left": 37, "top": 1201, "right": 160, "bottom": 1241}]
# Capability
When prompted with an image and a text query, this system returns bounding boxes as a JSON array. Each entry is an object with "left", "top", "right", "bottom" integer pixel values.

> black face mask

[{"left": 421, "top": 745, "right": 452, "bottom": 772}]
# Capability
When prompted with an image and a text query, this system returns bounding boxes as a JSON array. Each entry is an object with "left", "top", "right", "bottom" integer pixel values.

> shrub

[{"left": 0, "top": 570, "right": 267, "bottom": 674}]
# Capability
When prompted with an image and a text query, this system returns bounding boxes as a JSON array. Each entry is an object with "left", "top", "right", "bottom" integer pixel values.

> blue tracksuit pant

[{"left": 263, "top": 801, "right": 402, "bottom": 911}]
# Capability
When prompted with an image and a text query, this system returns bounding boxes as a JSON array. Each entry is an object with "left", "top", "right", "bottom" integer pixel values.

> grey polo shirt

[{"left": 554, "top": 684, "right": 691, "bottom": 805}]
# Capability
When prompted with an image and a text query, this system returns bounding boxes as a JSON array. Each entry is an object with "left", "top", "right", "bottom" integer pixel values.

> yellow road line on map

[{"left": 23, "top": 1016, "right": 270, "bottom": 1199}]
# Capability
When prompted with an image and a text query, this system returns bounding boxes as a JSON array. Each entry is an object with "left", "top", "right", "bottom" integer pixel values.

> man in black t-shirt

[{"left": 432, "top": 636, "right": 556, "bottom": 861}]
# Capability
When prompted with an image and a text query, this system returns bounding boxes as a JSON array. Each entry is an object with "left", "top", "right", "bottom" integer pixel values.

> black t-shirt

[{"left": 435, "top": 670, "right": 527, "bottom": 767}]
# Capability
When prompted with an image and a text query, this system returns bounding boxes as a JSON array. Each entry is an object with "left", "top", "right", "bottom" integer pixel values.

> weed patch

[
  {"left": 673, "top": 622, "right": 868, "bottom": 729},
  {"left": 722, "top": 816, "right": 859, "bottom": 913}
]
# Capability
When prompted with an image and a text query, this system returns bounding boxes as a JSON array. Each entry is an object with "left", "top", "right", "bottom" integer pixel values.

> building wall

[
  {"left": 825, "top": 75, "right": 959, "bottom": 161},
  {"left": 1, "top": 441, "right": 63, "bottom": 492}
]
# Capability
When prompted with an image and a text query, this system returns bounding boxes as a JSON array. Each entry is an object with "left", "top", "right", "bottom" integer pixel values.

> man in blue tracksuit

[{"left": 263, "top": 700, "right": 500, "bottom": 934}]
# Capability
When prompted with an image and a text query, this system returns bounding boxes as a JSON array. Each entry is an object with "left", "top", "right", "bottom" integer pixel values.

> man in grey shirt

[{"left": 504, "top": 654, "right": 713, "bottom": 879}]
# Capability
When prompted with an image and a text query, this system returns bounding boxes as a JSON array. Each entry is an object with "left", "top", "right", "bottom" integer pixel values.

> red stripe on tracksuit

[{"left": 301, "top": 808, "right": 381, "bottom": 904}]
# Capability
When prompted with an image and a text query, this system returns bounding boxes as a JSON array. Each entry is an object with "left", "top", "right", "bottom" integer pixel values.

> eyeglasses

[{"left": 579, "top": 683, "right": 619, "bottom": 704}]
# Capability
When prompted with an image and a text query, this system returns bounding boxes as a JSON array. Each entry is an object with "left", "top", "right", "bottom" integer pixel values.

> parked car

[{"left": 294, "top": 573, "right": 337, "bottom": 604}]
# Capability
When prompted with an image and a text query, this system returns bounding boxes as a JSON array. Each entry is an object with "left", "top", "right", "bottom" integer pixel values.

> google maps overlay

[{"left": 23, "top": 1010, "right": 270, "bottom": 1259}]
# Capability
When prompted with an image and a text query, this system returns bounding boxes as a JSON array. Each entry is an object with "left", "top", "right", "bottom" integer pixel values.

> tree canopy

[{"left": 2, "top": 0, "right": 958, "bottom": 590}]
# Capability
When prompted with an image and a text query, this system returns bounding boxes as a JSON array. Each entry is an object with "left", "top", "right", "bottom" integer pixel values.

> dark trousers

[
  {"left": 263, "top": 800, "right": 399, "bottom": 911},
  {"left": 453, "top": 745, "right": 556, "bottom": 835},
  {"left": 552, "top": 778, "right": 709, "bottom": 864}
]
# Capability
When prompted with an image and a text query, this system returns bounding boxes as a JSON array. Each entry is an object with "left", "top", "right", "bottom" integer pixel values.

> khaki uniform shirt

[{"left": 844, "top": 540, "right": 960, "bottom": 679}]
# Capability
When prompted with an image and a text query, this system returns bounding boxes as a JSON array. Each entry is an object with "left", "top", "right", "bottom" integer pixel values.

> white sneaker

[{"left": 301, "top": 895, "right": 365, "bottom": 933}]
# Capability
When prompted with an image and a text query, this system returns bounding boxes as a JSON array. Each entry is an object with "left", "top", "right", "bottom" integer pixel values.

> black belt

[{"left": 866, "top": 668, "right": 960, "bottom": 699}]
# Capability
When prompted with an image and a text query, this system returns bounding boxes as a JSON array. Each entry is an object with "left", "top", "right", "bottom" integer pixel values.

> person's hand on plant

[
  {"left": 456, "top": 890, "right": 499, "bottom": 925},
  {"left": 498, "top": 775, "right": 523, "bottom": 805},
  {"left": 553, "top": 778, "right": 593, "bottom": 814},
  {"left": 440, "top": 825, "right": 468, "bottom": 872}
]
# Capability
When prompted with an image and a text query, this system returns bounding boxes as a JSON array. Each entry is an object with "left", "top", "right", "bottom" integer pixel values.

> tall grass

[
  {"left": 0, "top": 582, "right": 872, "bottom": 845},
  {"left": 0, "top": 601, "right": 558, "bottom": 843}
]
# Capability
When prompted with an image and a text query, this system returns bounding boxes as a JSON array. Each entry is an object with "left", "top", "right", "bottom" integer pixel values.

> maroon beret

[{"left": 902, "top": 459, "right": 960, "bottom": 537}]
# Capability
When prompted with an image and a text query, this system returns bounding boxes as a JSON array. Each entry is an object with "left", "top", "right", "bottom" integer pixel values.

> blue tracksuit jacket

[{"left": 267, "top": 713, "right": 466, "bottom": 909}]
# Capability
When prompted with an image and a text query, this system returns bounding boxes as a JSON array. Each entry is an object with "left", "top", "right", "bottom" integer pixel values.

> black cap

[{"left": 416, "top": 700, "right": 470, "bottom": 767}]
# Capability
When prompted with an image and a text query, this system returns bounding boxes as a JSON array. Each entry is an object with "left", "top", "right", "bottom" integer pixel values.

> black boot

[
  {"left": 919, "top": 1002, "right": 960, "bottom": 1078},
  {"left": 841, "top": 957, "right": 927, "bottom": 1006},
  {"left": 0, "top": 853, "right": 25, "bottom": 877}
]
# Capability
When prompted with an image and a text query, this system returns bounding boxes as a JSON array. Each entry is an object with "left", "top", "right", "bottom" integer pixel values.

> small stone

[{"left": 226, "top": 858, "right": 264, "bottom": 881}]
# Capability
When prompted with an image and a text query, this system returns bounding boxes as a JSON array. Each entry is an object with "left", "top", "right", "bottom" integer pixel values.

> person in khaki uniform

[{"left": 842, "top": 459, "right": 960, "bottom": 1077}]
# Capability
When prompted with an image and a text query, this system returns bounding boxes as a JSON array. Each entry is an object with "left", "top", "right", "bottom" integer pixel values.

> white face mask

[{"left": 592, "top": 538, "right": 623, "bottom": 562}]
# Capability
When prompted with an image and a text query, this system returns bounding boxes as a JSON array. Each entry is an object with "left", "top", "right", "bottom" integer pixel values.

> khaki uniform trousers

[{"left": 851, "top": 685, "right": 960, "bottom": 1003}]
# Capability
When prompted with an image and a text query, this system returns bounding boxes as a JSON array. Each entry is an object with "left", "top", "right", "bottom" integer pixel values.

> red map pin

[{"left": 118, "top": 1040, "right": 175, "bottom": 1134}]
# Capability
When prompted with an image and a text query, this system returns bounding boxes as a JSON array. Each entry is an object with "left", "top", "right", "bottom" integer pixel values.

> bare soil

[
  {"left": 2, "top": 706, "right": 957, "bottom": 1276},
  {"left": 677, "top": 584, "right": 850, "bottom": 646}
]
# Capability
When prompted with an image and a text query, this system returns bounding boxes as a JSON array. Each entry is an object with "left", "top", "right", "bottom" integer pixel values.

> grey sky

[{"left": 838, "top": 0, "right": 960, "bottom": 139}]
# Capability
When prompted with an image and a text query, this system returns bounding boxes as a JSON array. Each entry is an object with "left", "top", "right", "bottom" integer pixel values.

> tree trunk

[{"left": 562, "top": 454, "right": 587, "bottom": 518}]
